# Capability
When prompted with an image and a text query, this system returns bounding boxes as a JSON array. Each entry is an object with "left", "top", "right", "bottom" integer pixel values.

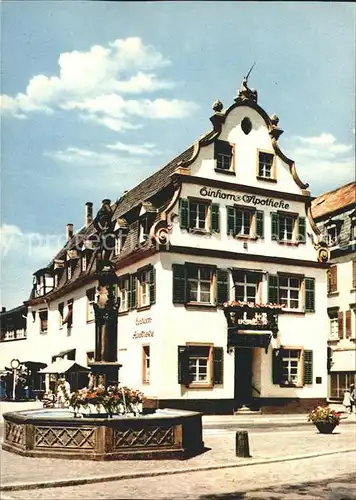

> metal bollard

[{"left": 235, "top": 430, "right": 251, "bottom": 457}]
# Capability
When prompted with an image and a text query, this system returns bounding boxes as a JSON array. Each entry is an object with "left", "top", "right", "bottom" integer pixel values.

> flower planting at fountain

[{"left": 69, "top": 385, "right": 144, "bottom": 416}]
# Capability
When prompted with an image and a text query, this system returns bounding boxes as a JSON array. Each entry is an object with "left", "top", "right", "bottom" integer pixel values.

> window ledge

[
  {"left": 186, "top": 383, "right": 213, "bottom": 390},
  {"left": 327, "top": 292, "right": 339, "bottom": 297},
  {"left": 279, "top": 383, "right": 303, "bottom": 388},
  {"left": 214, "top": 168, "right": 236, "bottom": 176},
  {"left": 189, "top": 228, "right": 210, "bottom": 235},
  {"left": 235, "top": 235, "right": 257, "bottom": 241},
  {"left": 118, "top": 310, "right": 129, "bottom": 316},
  {"left": 281, "top": 310, "right": 305, "bottom": 315},
  {"left": 86, "top": 319, "right": 95, "bottom": 324},
  {"left": 256, "top": 176, "right": 277, "bottom": 183},
  {"left": 277, "top": 241, "right": 300, "bottom": 247},
  {"left": 185, "top": 302, "right": 216, "bottom": 309},
  {"left": 137, "top": 305, "right": 151, "bottom": 312}
]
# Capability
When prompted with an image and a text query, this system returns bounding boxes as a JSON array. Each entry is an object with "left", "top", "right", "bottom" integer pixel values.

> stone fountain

[{"left": 2, "top": 200, "right": 204, "bottom": 460}]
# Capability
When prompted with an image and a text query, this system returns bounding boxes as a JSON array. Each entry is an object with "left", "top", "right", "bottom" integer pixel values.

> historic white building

[
  {"left": 312, "top": 182, "right": 356, "bottom": 400},
  {"left": 2, "top": 79, "right": 331, "bottom": 413}
]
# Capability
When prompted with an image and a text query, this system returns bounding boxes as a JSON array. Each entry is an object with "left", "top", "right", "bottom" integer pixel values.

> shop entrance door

[{"left": 234, "top": 347, "right": 253, "bottom": 407}]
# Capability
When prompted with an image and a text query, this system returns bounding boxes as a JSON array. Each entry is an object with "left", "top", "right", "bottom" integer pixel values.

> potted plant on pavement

[{"left": 307, "top": 405, "right": 341, "bottom": 434}]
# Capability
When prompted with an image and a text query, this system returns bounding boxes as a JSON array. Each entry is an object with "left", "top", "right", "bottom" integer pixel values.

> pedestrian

[
  {"left": 350, "top": 383, "right": 355, "bottom": 413},
  {"left": 343, "top": 389, "right": 352, "bottom": 413}
]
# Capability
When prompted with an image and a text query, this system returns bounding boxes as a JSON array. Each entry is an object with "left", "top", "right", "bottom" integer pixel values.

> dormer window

[
  {"left": 214, "top": 140, "right": 233, "bottom": 172},
  {"left": 350, "top": 214, "right": 356, "bottom": 242},
  {"left": 82, "top": 253, "right": 87, "bottom": 272},
  {"left": 115, "top": 231, "right": 127, "bottom": 255},
  {"left": 139, "top": 217, "right": 152, "bottom": 244},
  {"left": 67, "top": 263, "right": 73, "bottom": 281},
  {"left": 325, "top": 219, "right": 343, "bottom": 248},
  {"left": 327, "top": 225, "right": 338, "bottom": 247},
  {"left": 257, "top": 151, "right": 276, "bottom": 181}
]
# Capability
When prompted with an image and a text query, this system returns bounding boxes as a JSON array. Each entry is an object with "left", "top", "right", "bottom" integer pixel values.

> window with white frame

[
  {"left": 233, "top": 270, "right": 260, "bottom": 303},
  {"left": 188, "top": 345, "right": 211, "bottom": 385},
  {"left": 279, "top": 276, "right": 300, "bottom": 309},
  {"left": 215, "top": 140, "right": 233, "bottom": 171},
  {"left": 189, "top": 201, "right": 209, "bottom": 231},
  {"left": 82, "top": 253, "right": 87, "bottom": 272},
  {"left": 351, "top": 218, "right": 356, "bottom": 241},
  {"left": 279, "top": 214, "right": 294, "bottom": 241},
  {"left": 115, "top": 234, "right": 122, "bottom": 255},
  {"left": 281, "top": 349, "right": 301, "bottom": 385},
  {"left": 329, "top": 316, "right": 339, "bottom": 339},
  {"left": 187, "top": 267, "right": 213, "bottom": 304},
  {"left": 39, "top": 309, "right": 48, "bottom": 334},
  {"left": 118, "top": 276, "right": 129, "bottom": 312},
  {"left": 327, "top": 225, "right": 339, "bottom": 247},
  {"left": 58, "top": 302, "right": 64, "bottom": 327},
  {"left": 236, "top": 209, "right": 253, "bottom": 236},
  {"left": 86, "top": 288, "right": 96, "bottom": 322},
  {"left": 138, "top": 270, "right": 150, "bottom": 308},
  {"left": 258, "top": 152, "right": 274, "bottom": 179},
  {"left": 142, "top": 345, "right": 150, "bottom": 384}
]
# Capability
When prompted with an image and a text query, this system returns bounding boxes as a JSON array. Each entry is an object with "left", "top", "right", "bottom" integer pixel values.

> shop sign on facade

[
  {"left": 199, "top": 187, "right": 290, "bottom": 210},
  {"left": 132, "top": 316, "right": 154, "bottom": 340}
]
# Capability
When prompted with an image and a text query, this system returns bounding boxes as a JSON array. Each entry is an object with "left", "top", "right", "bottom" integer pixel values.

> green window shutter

[
  {"left": 298, "top": 216, "right": 306, "bottom": 243},
  {"left": 216, "top": 268, "right": 229, "bottom": 305},
  {"left": 149, "top": 266, "right": 156, "bottom": 305},
  {"left": 303, "top": 350, "right": 313, "bottom": 384},
  {"left": 305, "top": 277, "right": 315, "bottom": 312},
  {"left": 272, "top": 349, "right": 282, "bottom": 384},
  {"left": 268, "top": 274, "right": 279, "bottom": 304},
  {"left": 172, "top": 264, "right": 186, "bottom": 304},
  {"left": 213, "top": 347, "right": 224, "bottom": 385},
  {"left": 227, "top": 206, "right": 236, "bottom": 236},
  {"left": 271, "top": 212, "right": 279, "bottom": 241},
  {"left": 211, "top": 203, "right": 220, "bottom": 233},
  {"left": 256, "top": 210, "right": 264, "bottom": 238},
  {"left": 179, "top": 199, "right": 189, "bottom": 230},
  {"left": 129, "top": 274, "right": 137, "bottom": 310},
  {"left": 178, "top": 346, "right": 190, "bottom": 385}
]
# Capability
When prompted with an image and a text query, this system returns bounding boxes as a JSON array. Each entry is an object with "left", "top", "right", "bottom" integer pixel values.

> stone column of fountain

[{"left": 88, "top": 199, "right": 122, "bottom": 386}]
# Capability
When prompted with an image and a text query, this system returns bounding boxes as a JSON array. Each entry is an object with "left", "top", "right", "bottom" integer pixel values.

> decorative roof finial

[
  {"left": 235, "top": 62, "right": 258, "bottom": 103},
  {"left": 212, "top": 99, "right": 223, "bottom": 112}
]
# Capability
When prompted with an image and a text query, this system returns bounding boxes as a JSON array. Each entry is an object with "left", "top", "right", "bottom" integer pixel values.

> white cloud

[
  {"left": 0, "top": 224, "right": 66, "bottom": 309},
  {"left": 285, "top": 133, "right": 355, "bottom": 193},
  {"left": 106, "top": 142, "right": 157, "bottom": 156},
  {"left": 1, "top": 37, "right": 196, "bottom": 130},
  {"left": 0, "top": 224, "right": 64, "bottom": 260}
]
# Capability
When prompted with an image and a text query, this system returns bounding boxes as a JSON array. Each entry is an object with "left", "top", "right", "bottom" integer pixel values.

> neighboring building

[
  {"left": 8, "top": 79, "right": 330, "bottom": 413},
  {"left": 312, "top": 182, "right": 356, "bottom": 400},
  {"left": 0, "top": 305, "right": 28, "bottom": 370}
]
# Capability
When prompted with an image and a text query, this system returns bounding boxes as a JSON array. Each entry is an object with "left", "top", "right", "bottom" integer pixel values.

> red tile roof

[{"left": 311, "top": 182, "right": 356, "bottom": 220}]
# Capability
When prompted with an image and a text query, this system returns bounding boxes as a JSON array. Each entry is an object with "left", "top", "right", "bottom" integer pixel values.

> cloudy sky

[{"left": 1, "top": 2, "right": 355, "bottom": 309}]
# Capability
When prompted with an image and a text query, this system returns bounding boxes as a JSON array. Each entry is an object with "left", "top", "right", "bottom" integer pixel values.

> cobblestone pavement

[
  {"left": 3, "top": 452, "right": 356, "bottom": 499},
  {"left": 2, "top": 426, "right": 356, "bottom": 487}
]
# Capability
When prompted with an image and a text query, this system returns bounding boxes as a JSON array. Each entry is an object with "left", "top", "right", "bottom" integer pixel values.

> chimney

[
  {"left": 102, "top": 199, "right": 111, "bottom": 207},
  {"left": 66, "top": 223, "right": 74, "bottom": 241},
  {"left": 1, "top": 307, "right": 6, "bottom": 313},
  {"left": 85, "top": 202, "right": 93, "bottom": 227}
]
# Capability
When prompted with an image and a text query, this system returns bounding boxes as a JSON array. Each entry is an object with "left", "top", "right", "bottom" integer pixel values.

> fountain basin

[{"left": 2, "top": 408, "right": 204, "bottom": 460}]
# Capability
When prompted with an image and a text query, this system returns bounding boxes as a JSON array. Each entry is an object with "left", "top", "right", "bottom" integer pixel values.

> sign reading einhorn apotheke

[
  {"left": 133, "top": 316, "right": 154, "bottom": 339},
  {"left": 199, "top": 187, "right": 290, "bottom": 210}
]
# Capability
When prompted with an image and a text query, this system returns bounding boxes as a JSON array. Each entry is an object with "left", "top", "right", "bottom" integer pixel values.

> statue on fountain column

[{"left": 89, "top": 199, "right": 122, "bottom": 385}]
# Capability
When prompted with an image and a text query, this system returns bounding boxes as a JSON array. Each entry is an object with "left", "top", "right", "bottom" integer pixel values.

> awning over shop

[
  {"left": 39, "top": 359, "right": 89, "bottom": 374},
  {"left": 21, "top": 361, "right": 48, "bottom": 370},
  {"left": 330, "top": 349, "right": 356, "bottom": 373}
]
